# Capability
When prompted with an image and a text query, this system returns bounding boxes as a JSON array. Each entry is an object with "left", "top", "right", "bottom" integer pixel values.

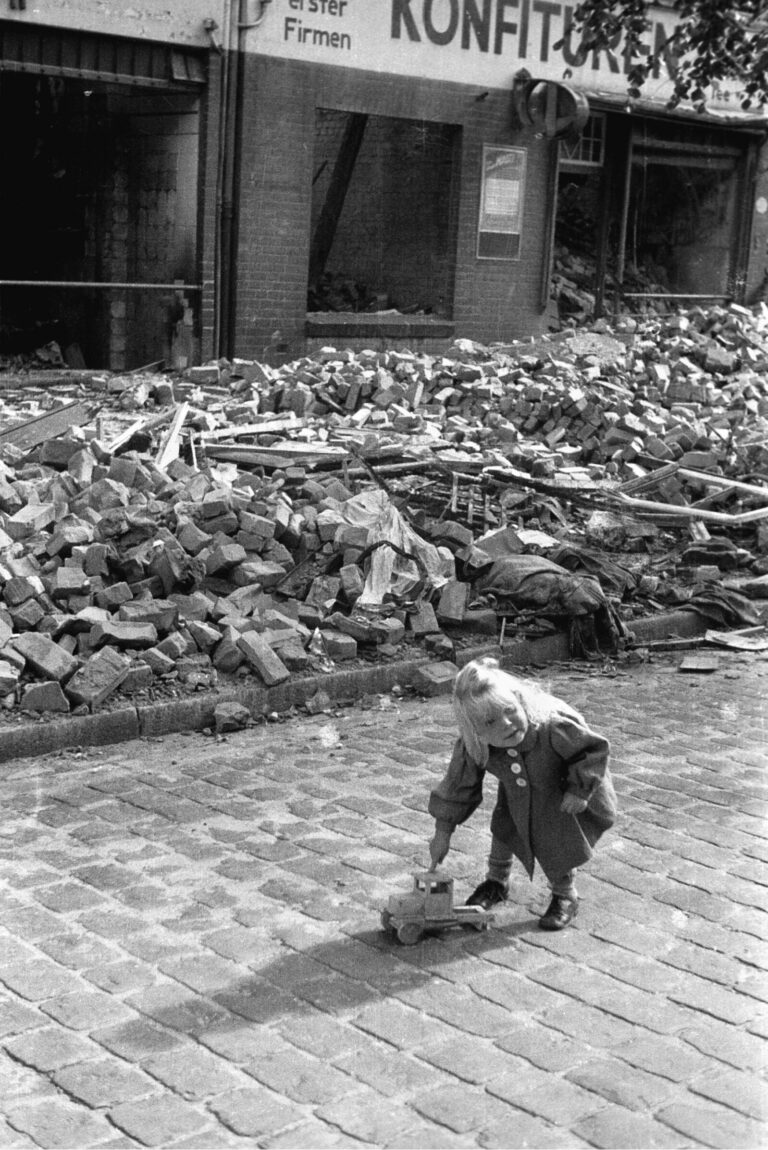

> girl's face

[{"left": 481, "top": 700, "right": 528, "bottom": 748}]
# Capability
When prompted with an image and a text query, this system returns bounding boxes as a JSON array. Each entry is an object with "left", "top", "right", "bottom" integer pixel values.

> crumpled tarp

[
  {"left": 472, "top": 553, "right": 625, "bottom": 656},
  {"left": 338, "top": 489, "right": 454, "bottom": 608},
  {"left": 681, "top": 587, "right": 760, "bottom": 629}
]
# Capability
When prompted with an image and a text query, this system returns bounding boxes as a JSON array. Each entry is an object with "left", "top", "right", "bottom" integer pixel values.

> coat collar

[{"left": 488, "top": 721, "right": 539, "bottom": 759}]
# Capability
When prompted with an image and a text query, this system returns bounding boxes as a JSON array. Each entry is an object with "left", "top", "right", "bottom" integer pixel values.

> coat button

[
  {"left": 506, "top": 748, "right": 517, "bottom": 757},
  {"left": 516, "top": 778, "right": 527, "bottom": 787},
  {"left": 510, "top": 762, "right": 522, "bottom": 774}
]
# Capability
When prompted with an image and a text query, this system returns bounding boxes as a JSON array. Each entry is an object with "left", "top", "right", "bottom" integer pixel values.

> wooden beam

[
  {"left": 0, "top": 400, "right": 94, "bottom": 451},
  {"left": 309, "top": 113, "right": 368, "bottom": 286}
]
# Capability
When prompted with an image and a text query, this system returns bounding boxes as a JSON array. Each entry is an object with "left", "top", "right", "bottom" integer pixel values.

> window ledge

[{"left": 306, "top": 312, "right": 454, "bottom": 340}]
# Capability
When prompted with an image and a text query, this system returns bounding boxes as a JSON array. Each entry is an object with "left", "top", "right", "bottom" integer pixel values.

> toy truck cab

[{"left": 381, "top": 870, "right": 494, "bottom": 945}]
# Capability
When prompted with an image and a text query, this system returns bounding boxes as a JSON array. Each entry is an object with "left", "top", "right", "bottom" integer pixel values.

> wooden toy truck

[{"left": 381, "top": 871, "right": 494, "bottom": 945}]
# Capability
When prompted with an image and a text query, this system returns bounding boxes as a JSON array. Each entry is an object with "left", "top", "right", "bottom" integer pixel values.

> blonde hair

[{"left": 453, "top": 656, "right": 557, "bottom": 765}]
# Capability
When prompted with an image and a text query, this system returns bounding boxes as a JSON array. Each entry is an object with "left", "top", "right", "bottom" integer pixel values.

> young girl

[{"left": 428, "top": 657, "right": 617, "bottom": 930}]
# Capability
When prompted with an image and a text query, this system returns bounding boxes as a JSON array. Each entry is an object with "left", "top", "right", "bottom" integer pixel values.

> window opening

[
  {"left": 559, "top": 113, "right": 605, "bottom": 170},
  {"left": 549, "top": 114, "right": 750, "bottom": 328},
  {"left": 309, "top": 110, "right": 459, "bottom": 322}
]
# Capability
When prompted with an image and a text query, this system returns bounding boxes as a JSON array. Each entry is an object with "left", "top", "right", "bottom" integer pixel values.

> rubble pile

[{"left": 0, "top": 301, "right": 766, "bottom": 719}]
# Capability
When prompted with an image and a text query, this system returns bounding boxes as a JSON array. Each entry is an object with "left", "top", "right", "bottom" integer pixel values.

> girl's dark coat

[{"left": 429, "top": 701, "right": 617, "bottom": 880}]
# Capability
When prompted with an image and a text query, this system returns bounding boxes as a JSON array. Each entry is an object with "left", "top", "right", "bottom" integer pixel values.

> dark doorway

[{"left": 0, "top": 71, "right": 200, "bottom": 370}]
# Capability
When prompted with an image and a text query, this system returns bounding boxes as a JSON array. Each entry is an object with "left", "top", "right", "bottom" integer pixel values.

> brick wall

[
  {"left": 198, "top": 49, "right": 221, "bottom": 363},
  {"left": 232, "top": 55, "right": 553, "bottom": 362}
]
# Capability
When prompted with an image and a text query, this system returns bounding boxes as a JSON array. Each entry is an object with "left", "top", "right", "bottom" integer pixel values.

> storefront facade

[
  {"left": 1, "top": 1, "right": 766, "bottom": 370},
  {"left": 230, "top": 0, "right": 768, "bottom": 361}
]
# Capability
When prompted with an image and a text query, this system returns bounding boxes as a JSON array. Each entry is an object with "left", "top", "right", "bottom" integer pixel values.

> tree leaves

[{"left": 558, "top": 0, "right": 767, "bottom": 113}]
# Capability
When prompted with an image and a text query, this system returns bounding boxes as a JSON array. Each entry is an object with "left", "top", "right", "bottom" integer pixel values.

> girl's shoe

[
  {"left": 539, "top": 895, "right": 578, "bottom": 930},
  {"left": 465, "top": 879, "right": 508, "bottom": 910}
]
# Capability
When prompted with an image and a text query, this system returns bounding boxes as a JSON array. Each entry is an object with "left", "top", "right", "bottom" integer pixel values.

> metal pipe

[
  {"left": 0, "top": 280, "right": 203, "bottom": 290},
  {"left": 620, "top": 293, "right": 732, "bottom": 300}
]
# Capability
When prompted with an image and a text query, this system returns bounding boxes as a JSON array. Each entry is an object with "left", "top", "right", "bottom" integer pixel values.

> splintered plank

[{"left": 0, "top": 400, "right": 94, "bottom": 451}]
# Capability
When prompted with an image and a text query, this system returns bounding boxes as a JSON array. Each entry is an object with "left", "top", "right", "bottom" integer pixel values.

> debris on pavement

[{"left": 0, "top": 300, "right": 766, "bottom": 719}]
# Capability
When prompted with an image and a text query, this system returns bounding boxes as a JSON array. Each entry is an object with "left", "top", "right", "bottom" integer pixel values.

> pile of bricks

[{"left": 0, "top": 301, "right": 765, "bottom": 716}]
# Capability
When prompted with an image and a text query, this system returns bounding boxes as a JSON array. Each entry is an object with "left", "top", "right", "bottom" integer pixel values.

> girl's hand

[
  {"left": 561, "top": 793, "right": 588, "bottom": 816},
  {"left": 429, "top": 826, "right": 452, "bottom": 870}
]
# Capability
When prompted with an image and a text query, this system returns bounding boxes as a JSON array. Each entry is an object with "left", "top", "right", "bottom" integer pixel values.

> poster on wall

[{"left": 477, "top": 145, "right": 526, "bottom": 260}]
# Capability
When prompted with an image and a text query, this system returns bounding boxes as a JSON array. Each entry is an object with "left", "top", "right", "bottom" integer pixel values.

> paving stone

[
  {"left": 1, "top": 1048, "right": 60, "bottom": 1101},
  {"left": 4, "top": 1099, "right": 114, "bottom": 1148},
  {"left": 566, "top": 1056, "right": 676, "bottom": 1111},
  {"left": 93, "top": 1018, "right": 188, "bottom": 1060},
  {"left": 208, "top": 1087, "right": 299, "bottom": 1138},
  {"left": 4, "top": 1025, "right": 98, "bottom": 1071},
  {"left": 680, "top": 1022, "right": 767, "bottom": 1071},
  {"left": 0, "top": 961, "right": 85, "bottom": 1001},
  {"left": 316, "top": 1089, "right": 416, "bottom": 1144},
  {"left": 690, "top": 1067, "right": 768, "bottom": 1120},
  {"left": 574, "top": 1105, "right": 693, "bottom": 1149},
  {"left": 610, "top": 1034, "right": 711, "bottom": 1082},
  {"left": 141, "top": 1047, "right": 244, "bottom": 1100},
  {"left": 0, "top": 997, "right": 46, "bottom": 1040},
  {"left": 109, "top": 1095, "right": 210, "bottom": 1146},
  {"left": 40, "top": 991, "right": 135, "bottom": 1031},
  {"left": 52, "top": 1058, "right": 158, "bottom": 1106},
  {"left": 657, "top": 1100, "right": 765, "bottom": 1148},
  {"left": 496, "top": 1025, "right": 589, "bottom": 1072}
]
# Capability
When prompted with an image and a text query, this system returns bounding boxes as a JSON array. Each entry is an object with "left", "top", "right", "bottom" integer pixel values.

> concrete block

[
  {"left": 90, "top": 621, "right": 158, "bottom": 649},
  {"left": 3, "top": 576, "right": 44, "bottom": 607},
  {"left": 50, "top": 567, "right": 92, "bottom": 600},
  {"left": 237, "top": 631, "right": 290, "bottom": 685},
  {"left": 232, "top": 558, "right": 285, "bottom": 589},
  {"left": 95, "top": 582, "right": 133, "bottom": 610},
  {"left": 339, "top": 564, "right": 364, "bottom": 603},
  {"left": 176, "top": 517, "right": 211, "bottom": 556},
  {"left": 186, "top": 620, "right": 222, "bottom": 653},
  {"left": 119, "top": 663, "right": 154, "bottom": 692},
  {"left": 214, "top": 701, "right": 251, "bottom": 733},
  {"left": 21, "top": 681, "right": 69, "bottom": 712},
  {"left": 117, "top": 599, "right": 179, "bottom": 633},
  {"left": 319, "top": 628, "right": 357, "bottom": 660},
  {"left": 9, "top": 600, "right": 46, "bottom": 633},
  {"left": 4, "top": 503, "right": 57, "bottom": 540},
  {"left": 371, "top": 617, "right": 405, "bottom": 646},
  {"left": 11, "top": 633, "right": 79, "bottom": 682},
  {"left": 212, "top": 636, "right": 244, "bottom": 673},
  {"left": 238, "top": 511, "right": 275, "bottom": 541},
  {"left": 436, "top": 579, "right": 469, "bottom": 624},
  {"left": 408, "top": 601, "right": 441, "bottom": 636},
  {"left": 0, "top": 660, "right": 20, "bottom": 695},
  {"left": 141, "top": 647, "right": 176, "bottom": 675},
  {"left": 156, "top": 632, "right": 192, "bottom": 660},
  {"left": 413, "top": 661, "right": 458, "bottom": 696},
  {"left": 65, "top": 647, "right": 131, "bottom": 707}
]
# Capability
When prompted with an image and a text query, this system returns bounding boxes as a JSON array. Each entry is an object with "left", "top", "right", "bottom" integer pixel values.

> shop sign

[
  {"left": 253, "top": 0, "right": 745, "bottom": 110},
  {"left": 0, "top": 0, "right": 216, "bottom": 46}
]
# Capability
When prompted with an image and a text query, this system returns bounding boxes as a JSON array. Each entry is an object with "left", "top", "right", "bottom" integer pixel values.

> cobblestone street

[{"left": 0, "top": 655, "right": 766, "bottom": 1149}]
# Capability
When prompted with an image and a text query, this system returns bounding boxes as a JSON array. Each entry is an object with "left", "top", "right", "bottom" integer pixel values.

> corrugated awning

[{"left": 0, "top": 23, "right": 206, "bottom": 88}]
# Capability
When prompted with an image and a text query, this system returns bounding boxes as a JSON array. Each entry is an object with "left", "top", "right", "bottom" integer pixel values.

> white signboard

[
  {"left": 251, "top": 0, "right": 745, "bottom": 112},
  {"left": 1, "top": 0, "right": 219, "bottom": 46}
]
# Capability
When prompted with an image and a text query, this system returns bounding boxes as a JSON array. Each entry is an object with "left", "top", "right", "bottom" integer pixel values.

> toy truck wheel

[
  {"left": 397, "top": 922, "right": 423, "bottom": 946},
  {"left": 473, "top": 919, "right": 490, "bottom": 932}
]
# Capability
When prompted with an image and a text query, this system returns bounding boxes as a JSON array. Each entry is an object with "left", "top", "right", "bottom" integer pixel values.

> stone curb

[{"left": 0, "top": 610, "right": 710, "bottom": 765}]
